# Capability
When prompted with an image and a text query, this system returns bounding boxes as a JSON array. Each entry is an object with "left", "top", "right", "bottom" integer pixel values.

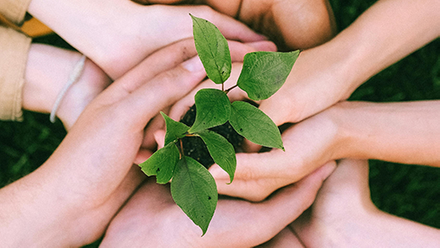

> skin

[
  {"left": 261, "top": 159, "right": 440, "bottom": 247},
  {"left": 2, "top": 38, "right": 278, "bottom": 246},
  {"left": 99, "top": 162, "right": 336, "bottom": 247},
  {"left": 21, "top": 40, "right": 275, "bottom": 133},
  {"left": 0, "top": 39, "right": 208, "bottom": 247},
  {"left": 132, "top": 0, "right": 338, "bottom": 50},
  {"left": 27, "top": 0, "right": 267, "bottom": 79},
  {"left": 22, "top": 44, "right": 111, "bottom": 130},
  {"left": 206, "top": 0, "right": 440, "bottom": 201},
  {"left": 211, "top": 100, "right": 440, "bottom": 201}
]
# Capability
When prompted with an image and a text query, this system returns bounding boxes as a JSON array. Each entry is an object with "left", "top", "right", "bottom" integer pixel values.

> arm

[
  {"left": 27, "top": 0, "right": 265, "bottom": 79},
  {"left": 211, "top": 100, "right": 440, "bottom": 201},
  {"left": 132, "top": 0, "right": 337, "bottom": 50},
  {"left": 0, "top": 38, "right": 207, "bottom": 247},
  {"left": 290, "top": 159, "right": 440, "bottom": 248},
  {"left": 23, "top": 44, "right": 111, "bottom": 130},
  {"left": 260, "top": 0, "right": 440, "bottom": 125},
  {"left": 99, "top": 162, "right": 335, "bottom": 247},
  {"left": 335, "top": 101, "right": 440, "bottom": 167}
]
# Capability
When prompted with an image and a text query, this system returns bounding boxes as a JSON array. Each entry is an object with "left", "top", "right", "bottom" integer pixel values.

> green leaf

[
  {"left": 198, "top": 130, "right": 236, "bottom": 183},
  {"left": 171, "top": 156, "right": 218, "bottom": 235},
  {"left": 229, "top": 101, "right": 284, "bottom": 150},
  {"left": 190, "top": 14, "right": 231, "bottom": 84},
  {"left": 189, "top": 89, "right": 231, "bottom": 133},
  {"left": 161, "top": 112, "right": 190, "bottom": 146},
  {"left": 138, "top": 142, "right": 180, "bottom": 184},
  {"left": 237, "top": 50, "right": 300, "bottom": 100}
]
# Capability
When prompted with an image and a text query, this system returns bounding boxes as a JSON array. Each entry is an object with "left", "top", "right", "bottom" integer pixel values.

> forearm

[
  {"left": 0, "top": 160, "right": 143, "bottom": 247},
  {"left": 337, "top": 0, "right": 440, "bottom": 89},
  {"left": 369, "top": 210, "right": 440, "bottom": 247},
  {"left": 0, "top": 168, "right": 80, "bottom": 247},
  {"left": 23, "top": 44, "right": 81, "bottom": 115},
  {"left": 337, "top": 101, "right": 440, "bottom": 167},
  {"left": 23, "top": 44, "right": 110, "bottom": 130},
  {"left": 27, "top": 0, "right": 138, "bottom": 78}
]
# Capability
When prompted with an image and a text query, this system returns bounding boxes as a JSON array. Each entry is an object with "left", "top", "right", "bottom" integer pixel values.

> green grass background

[{"left": 0, "top": 0, "right": 438, "bottom": 246}]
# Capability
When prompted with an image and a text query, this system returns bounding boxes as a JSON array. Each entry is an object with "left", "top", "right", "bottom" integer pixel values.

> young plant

[{"left": 139, "top": 14, "right": 300, "bottom": 235}]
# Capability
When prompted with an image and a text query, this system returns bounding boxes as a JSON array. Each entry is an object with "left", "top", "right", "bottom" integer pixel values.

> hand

[
  {"left": 211, "top": 100, "right": 440, "bottom": 201},
  {"left": 210, "top": 103, "right": 343, "bottom": 201},
  {"left": 99, "top": 162, "right": 336, "bottom": 247},
  {"left": 28, "top": 0, "right": 267, "bottom": 79},
  {"left": 259, "top": 0, "right": 440, "bottom": 126},
  {"left": 135, "top": 0, "right": 337, "bottom": 50},
  {"left": 0, "top": 38, "right": 208, "bottom": 247},
  {"left": 136, "top": 39, "right": 277, "bottom": 160},
  {"left": 23, "top": 44, "right": 111, "bottom": 130},
  {"left": 288, "top": 159, "right": 440, "bottom": 247}
]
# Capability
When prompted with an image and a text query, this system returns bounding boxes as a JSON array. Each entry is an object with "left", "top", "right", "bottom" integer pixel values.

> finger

[
  {"left": 211, "top": 147, "right": 333, "bottom": 201},
  {"left": 131, "top": 0, "right": 184, "bottom": 5},
  {"left": 210, "top": 149, "right": 295, "bottom": 201},
  {"left": 115, "top": 53, "right": 206, "bottom": 130},
  {"left": 228, "top": 40, "right": 277, "bottom": 62},
  {"left": 166, "top": 39, "right": 275, "bottom": 122},
  {"left": 244, "top": 40, "right": 278, "bottom": 52},
  {"left": 189, "top": 6, "right": 267, "bottom": 43},
  {"left": 242, "top": 139, "right": 263, "bottom": 153},
  {"left": 168, "top": 62, "right": 250, "bottom": 121},
  {"left": 141, "top": 106, "right": 170, "bottom": 150},
  {"left": 230, "top": 162, "right": 335, "bottom": 244},
  {"left": 257, "top": 161, "right": 336, "bottom": 225},
  {"left": 256, "top": 228, "right": 304, "bottom": 248},
  {"left": 113, "top": 38, "right": 198, "bottom": 97},
  {"left": 154, "top": 129, "right": 166, "bottom": 149},
  {"left": 134, "top": 148, "right": 154, "bottom": 165},
  {"left": 211, "top": 149, "right": 292, "bottom": 181}
]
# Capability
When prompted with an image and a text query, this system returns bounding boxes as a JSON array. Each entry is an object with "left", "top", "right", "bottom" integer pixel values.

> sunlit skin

[{"left": 133, "top": 0, "right": 337, "bottom": 50}]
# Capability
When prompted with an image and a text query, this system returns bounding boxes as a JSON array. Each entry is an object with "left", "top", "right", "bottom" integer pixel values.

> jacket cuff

[
  {"left": 0, "top": 26, "right": 32, "bottom": 121},
  {"left": 0, "top": 0, "right": 32, "bottom": 26}
]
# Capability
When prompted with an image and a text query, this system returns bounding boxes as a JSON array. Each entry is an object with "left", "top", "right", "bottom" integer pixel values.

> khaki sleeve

[
  {"left": 0, "top": 0, "right": 32, "bottom": 26},
  {"left": 0, "top": 26, "right": 31, "bottom": 121}
]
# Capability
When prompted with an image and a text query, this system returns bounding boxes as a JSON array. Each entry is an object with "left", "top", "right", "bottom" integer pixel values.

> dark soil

[{"left": 178, "top": 105, "right": 243, "bottom": 169}]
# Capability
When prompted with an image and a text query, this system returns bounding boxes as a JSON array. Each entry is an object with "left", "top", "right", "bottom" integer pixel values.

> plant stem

[
  {"left": 225, "top": 84, "right": 238, "bottom": 94},
  {"left": 179, "top": 139, "right": 184, "bottom": 158}
]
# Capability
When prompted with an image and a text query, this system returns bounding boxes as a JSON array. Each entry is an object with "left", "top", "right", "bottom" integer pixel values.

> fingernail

[{"left": 182, "top": 56, "right": 204, "bottom": 72}]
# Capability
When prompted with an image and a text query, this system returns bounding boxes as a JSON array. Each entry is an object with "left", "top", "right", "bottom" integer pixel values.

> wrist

[
  {"left": 325, "top": 101, "right": 366, "bottom": 159},
  {"left": 23, "top": 44, "right": 81, "bottom": 114},
  {"left": 23, "top": 44, "right": 110, "bottom": 130}
]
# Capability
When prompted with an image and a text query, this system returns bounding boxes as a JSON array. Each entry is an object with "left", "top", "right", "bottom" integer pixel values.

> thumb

[
  {"left": 258, "top": 97, "right": 291, "bottom": 127},
  {"left": 119, "top": 55, "right": 206, "bottom": 129},
  {"left": 252, "top": 161, "right": 336, "bottom": 240}
]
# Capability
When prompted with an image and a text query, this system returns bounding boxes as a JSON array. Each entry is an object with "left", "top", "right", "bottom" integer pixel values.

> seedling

[{"left": 139, "top": 15, "right": 299, "bottom": 235}]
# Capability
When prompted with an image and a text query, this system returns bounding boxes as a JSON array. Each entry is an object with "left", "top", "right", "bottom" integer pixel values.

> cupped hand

[
  {"left": 28, "top": 0, "right": 267, "bottom": 79},
  {"left": 99, "top": 161, "right": 336, "bottom": 247},
  {"left": 136, "top": 39, "right": 277, "bottom": 159},
  {"left": 133, "top": 0, "right": 337, "bottom": 50},
  {"left": 289, "top": 159, "right": 440, "bottom": 247},
  {"left": 0, "top": 38, "right": 209, "bottom": 247},
  {"left": 209, "top": 103, "right": 346, "bottom": 201}
]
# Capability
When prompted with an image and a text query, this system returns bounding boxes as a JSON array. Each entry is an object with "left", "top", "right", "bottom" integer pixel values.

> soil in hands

[{"left": 178, "top": 105, "right": 243, "bottom": 169}]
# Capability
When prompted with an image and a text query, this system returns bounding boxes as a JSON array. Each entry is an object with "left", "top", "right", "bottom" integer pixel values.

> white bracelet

[{"left": 50, "top": 55, "right": 87, "bottom": 123}]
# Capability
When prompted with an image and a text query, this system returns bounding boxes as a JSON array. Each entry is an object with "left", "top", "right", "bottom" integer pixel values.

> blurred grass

[{"left": 0, "top": 0, "right": 438, "bottom": 246}]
